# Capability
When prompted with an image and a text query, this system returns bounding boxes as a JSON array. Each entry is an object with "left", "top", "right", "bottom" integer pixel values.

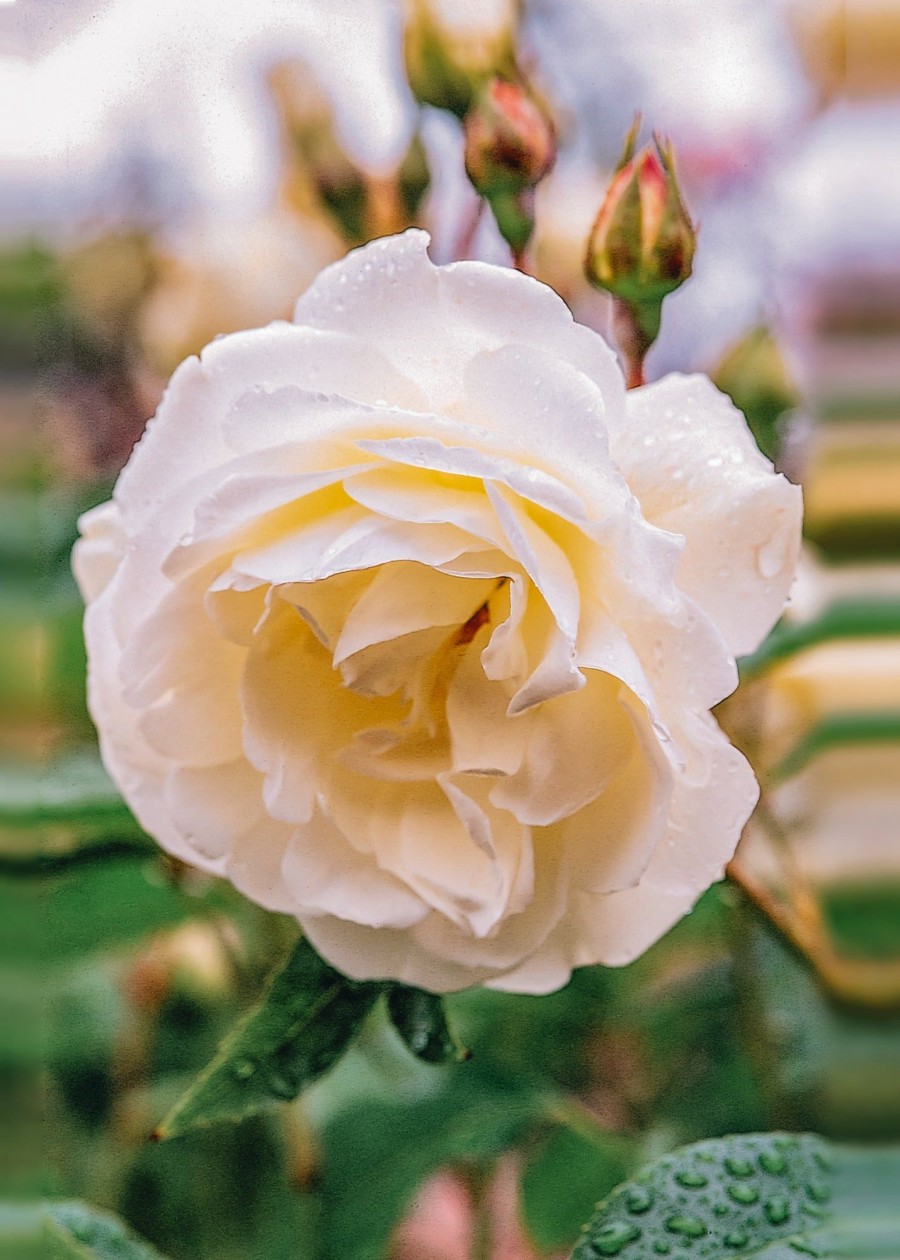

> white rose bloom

[{"left": 74, "top": 231, "right": 801, "bottom": 993}]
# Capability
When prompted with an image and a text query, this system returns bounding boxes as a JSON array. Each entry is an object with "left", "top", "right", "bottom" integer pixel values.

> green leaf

[
  {"left": 522, "top": 1125, "right": 635, "bottom": 1255},
  {"left": 0, "top": 750, "right": 137, "bottom": 832},
  {"left": 0, "top": 750, "right": 151, "bottom": 872},
  {"left": 739, "top": 599, "right": 900, "bottom": 678},
  {"left": 772, "top": 711, "right": 900, "bottom": 782},
  {"left": 154, "top": 937, "right": 381, "bottom": 1139},
  {"left": 386, "top": 984, "right": 471, "bottom": 1064},
  {"left": 569, "top": 1133, "right": 835, "bottom": 1260},
  {"left": 320, "top": 1070, "right": 546, "bottom": 1260},
  {"left": 821, "top": 882, "right": 900, "bottom": 960},
  {"left": 0, "top": 855, "right": 192, "bottom": 966},
  {"left": 41, "top": 1201, "right": 170, "bottom": 1260}
]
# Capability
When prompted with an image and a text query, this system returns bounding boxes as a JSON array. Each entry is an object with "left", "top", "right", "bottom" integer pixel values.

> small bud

[
  {"left": 464, "top": 78, "right": 556, "bottom": 198},
  {"left": 585, "top": 123, "right": 696, "bottom": 306},
  {"left": 712, "top": 326, "right": 799, "bottom": 462},
  {"left": 404, "top": 0, "right": 519, "bottom": 118}
]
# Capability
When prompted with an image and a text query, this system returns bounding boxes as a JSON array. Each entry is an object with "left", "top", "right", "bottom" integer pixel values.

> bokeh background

[{"left": 3, "top": 1, "right": 899, "bottom": 1256}]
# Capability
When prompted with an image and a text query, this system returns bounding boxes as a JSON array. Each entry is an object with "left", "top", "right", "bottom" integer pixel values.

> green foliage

[
  {"left": 0, "top": 854, "right": 193, "bottom": 966},
  {"left": 154, "top": 937, "right": 382, "bottom": 1139},
  {"left": 0, "top": 750, "right": 150, "bottom": 868},
  {"left": 42, "top": 1201, "right": 170, "bottom": 1260},
  {"left": 739, "top": 598, "right": 900, "bottom": 677},
  {"left": 385, "top": 984, "right": 470, "bottom": 1064},
  {"left": 522, "top": 1124, "right": 635, "bottom": 1255},
  {"left": 772, "top": 711, "right": 900, "bottom": 782},
  {"left": 319, "top": 1067, "right": 546, "bottom": 1260}
]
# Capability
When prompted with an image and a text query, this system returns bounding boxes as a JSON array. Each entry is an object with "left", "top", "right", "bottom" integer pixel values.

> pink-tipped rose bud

[
  {"left": 464, "top": 78, "right": 556, "bottom": 198},
  {"left": 585, "top": 124, "right": 696, "bottom": 305}
]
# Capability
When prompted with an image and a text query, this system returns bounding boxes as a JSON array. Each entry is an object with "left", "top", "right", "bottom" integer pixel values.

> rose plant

[{"left": 74, "top": 230, "right": 801, "bottom": 994}]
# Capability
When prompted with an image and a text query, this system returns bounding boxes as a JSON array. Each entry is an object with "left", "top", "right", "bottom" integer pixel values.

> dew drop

[
  {"left": 727, "top": 1184, "right": 759, "bottom": 1206},
  {"left": 805, "top": 1182, "right": 831, "bottom": 1205},
  {"left": 764, "top": 1197, "right": 790, "bottom": 1226},
  {"left": 756, "top": 534, "right": 786, "bottom": 578},
  {"left": 267, "top": 1071, "right": 298, "bottom": 1100},
  {"left": 713, "top": 1205, "right": 729, "bottom": 1218},
  {"left": 665, "top": 1216, "right": 707, "bottom": 1239},
  {"left": 759, "top": 1151, "right": 787, "bottom": 1176},
  {"left": 675, "top": 1171, "right": 709, "bottom": 1190},
  {"left": 232, "top": 1057, "right": 256, "bottom": 1081},
  {"left": 724, "top": 1158, "right": 754, "bottom": 1178},
  {"left": 626, "top": 1187, "right": 654, "bottom": 1214},
  {"left": 723, "top": 1232, "right": 748, "bottom": 1249},
  {"left": 587, "top": 1221, "right": 642, "bottom": 1255},
  {"left": 653, "top": 1242, "right": 671, "bottom": 1255}
]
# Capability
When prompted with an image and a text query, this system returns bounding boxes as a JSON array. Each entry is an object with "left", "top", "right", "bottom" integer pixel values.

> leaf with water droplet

[
  {"left": 152, "top": 936, "right": 381, "bottom": 1139},
  {"left": 385, "top": 984, "right": 470, "bottom": 1064},
  {"left": 568, "top": 1134, "right": 842, "bottom": 1260},
  {"left": 41, "top": 1201, "right": 170, "bottom": 1259}
]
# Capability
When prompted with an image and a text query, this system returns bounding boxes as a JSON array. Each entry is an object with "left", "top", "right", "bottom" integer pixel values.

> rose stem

[
  {"left": 457, "top": 199, "right": 485, "bottom": 261},
  {"left": 726, "top": 856, "right": 900, "bottom": 1011}
]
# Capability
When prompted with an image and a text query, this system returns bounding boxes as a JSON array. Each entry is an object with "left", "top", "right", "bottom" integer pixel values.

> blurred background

[{"left": 3, "top": 1, "right": 899, "bottom": 1256}]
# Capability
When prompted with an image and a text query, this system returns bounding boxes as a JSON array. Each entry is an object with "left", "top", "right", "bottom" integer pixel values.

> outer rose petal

[
  {"left": 74, "top": 230, "right": 802, "bottom": 995},
  {"left": 613, "top": 373, "right": 803, "bottom": 657}
]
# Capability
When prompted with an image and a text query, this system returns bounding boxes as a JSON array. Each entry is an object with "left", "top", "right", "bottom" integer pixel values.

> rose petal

[{"left": 615, "top": 373, "right": 803, "bottom": 656}]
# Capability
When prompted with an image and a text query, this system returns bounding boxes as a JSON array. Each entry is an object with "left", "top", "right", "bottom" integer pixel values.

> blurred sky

[
  {"left": 5, "top": 0, "right": 899, "bottom": 374},
  {"left": 5, "top": 0, "right": 812, "bottom": 227}
]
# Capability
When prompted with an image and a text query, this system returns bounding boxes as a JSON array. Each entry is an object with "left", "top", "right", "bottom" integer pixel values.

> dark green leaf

[
  {"left": 320, "top": 1069, "right": 546, "bottom": 1260},
  {"left": 821, "top": 882, "right": 900, "bottom": 960},
  {"left": 522, "top": 1125, "right": 634, "bottom": 1255},
  {"left": 154, "top": 937, "right": 381, "bottom": 1139},
  {"left": 386, "top": 984, "right": 470, "bottom": 1064},
  {"left": 42, "top": 1201, "right": 170, "bottom": 1260},
  {"left": 0, "top": 855, "right": 192, "bottom": 966}
]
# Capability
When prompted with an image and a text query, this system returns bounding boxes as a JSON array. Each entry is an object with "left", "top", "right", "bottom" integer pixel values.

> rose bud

[
  {"left": 585, "top": 124, "right": 696, "bottom": 308},
  {"left": 403, "top": 0, "right": 519, "bottom": 118},
  {"left": 464, "top": 78, "right": 556, "bottom": 198}
]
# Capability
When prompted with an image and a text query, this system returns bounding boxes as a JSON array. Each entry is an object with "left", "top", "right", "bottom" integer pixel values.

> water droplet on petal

[
  {"left": 756, "top": 533, "right": 787, "bottom": 578},
  {"left": 724, "top": 1232, "right": 748, "bottom": 1249},
  {"left": 626, "top": 1187, "right": 654, "bottom": 1214}
]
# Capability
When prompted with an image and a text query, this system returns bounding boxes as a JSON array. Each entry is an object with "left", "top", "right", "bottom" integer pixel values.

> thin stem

[
  {"left": 726, "top": 856, "right": 900, "bottom": 1012},
  {"left": 457, "top": 199, "right": 485, "bottom": 262},
  {"left": 511, "top": 245, "right": 531, "bottom": 274},
  {"left": 364, "top": 173, "right": 405, "bottom": 238},
  {"left": 612, "top": 298, "right": 654, "bottom": 389},
  {"left": 463, "top": 1167, "right": 492, "bottom": 1260}
]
